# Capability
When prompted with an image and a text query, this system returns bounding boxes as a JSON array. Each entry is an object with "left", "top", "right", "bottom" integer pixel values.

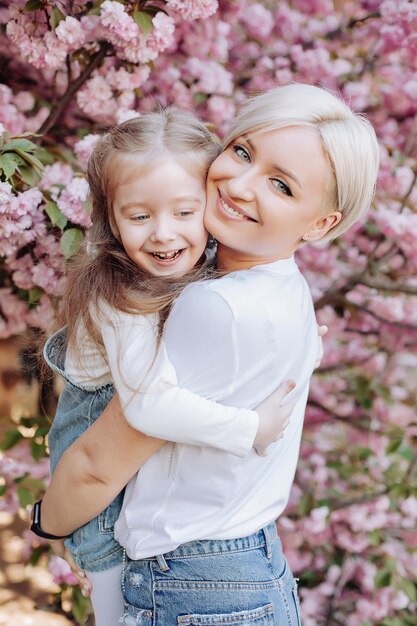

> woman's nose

[{"left": 226, "top": 169, "right": 256, "bottom": 202}]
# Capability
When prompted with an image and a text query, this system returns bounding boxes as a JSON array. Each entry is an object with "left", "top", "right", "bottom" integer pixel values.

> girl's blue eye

[
  {"left": 271, "top": 179, "right": 292, "bottom": 197},
  {"left": 233, "top": 144, "right": 251, "bottom": 162},
  {"left": 131, "top": 214, "right": 149, "bottom": 221}
]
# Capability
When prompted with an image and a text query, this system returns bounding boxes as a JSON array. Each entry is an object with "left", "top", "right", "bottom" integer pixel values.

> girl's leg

[{"left": 86, "top": 563, "right": 124, "bottom": 626}]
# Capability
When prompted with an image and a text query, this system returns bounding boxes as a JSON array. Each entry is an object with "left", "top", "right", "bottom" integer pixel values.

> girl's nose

[{"left": 150, "top": 218, "right": 177, "bottom": 243}]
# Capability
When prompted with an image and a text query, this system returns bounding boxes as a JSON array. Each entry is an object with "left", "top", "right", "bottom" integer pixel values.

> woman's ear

[{"left": 302, "top": 211, "right": 342, "bottom": 242}]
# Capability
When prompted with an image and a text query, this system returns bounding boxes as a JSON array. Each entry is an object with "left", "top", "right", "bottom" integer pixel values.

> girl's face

[
  {"left": 112, "top": 154, "right": 208, "bottom": 277},
  {"left": 205, "top": 125, "right": 341, "bottom": 270}
]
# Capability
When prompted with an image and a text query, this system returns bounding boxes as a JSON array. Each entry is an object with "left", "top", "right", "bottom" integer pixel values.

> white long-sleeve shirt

[
  {"left": 114, "top": 256, "right": 319, "bottom": 558},
  {"left": 65, "top": 306, "right": 259, "bottom": 458}
]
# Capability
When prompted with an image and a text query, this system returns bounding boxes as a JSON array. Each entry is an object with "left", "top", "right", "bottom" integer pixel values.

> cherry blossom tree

[{"left": 0, "top": 1, "right": 416, "bottom": 623}]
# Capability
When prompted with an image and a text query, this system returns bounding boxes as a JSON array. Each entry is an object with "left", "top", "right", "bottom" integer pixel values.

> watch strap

[{"left": 30, "top": 500, "right": 70, "bottom": 540}]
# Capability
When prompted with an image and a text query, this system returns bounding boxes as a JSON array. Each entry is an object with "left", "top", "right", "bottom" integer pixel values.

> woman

[{"left": 39, "top": 83, "right": 379, "bottom": 625}]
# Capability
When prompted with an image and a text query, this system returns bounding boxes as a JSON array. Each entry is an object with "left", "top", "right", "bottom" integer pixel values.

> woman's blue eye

[
  {"left": 271, "top": 179, "right": 292, "bottom": 197},
  {"left": 233, "top": 144, "right": 251, "bottom": 162}
]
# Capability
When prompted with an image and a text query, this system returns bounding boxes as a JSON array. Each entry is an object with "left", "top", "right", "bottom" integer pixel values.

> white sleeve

[{"left": 100, "top": 306, "right": 258, "bottom": 458}]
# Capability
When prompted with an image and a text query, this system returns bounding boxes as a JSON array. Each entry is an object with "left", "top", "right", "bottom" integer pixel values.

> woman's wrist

[{"left": 30, "top": 500, "right": 70, "bottom": 540}]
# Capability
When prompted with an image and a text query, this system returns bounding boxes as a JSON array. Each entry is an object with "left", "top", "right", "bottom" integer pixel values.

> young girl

[{"left": 39, "top": 108, "right": 295, "bottom": 626}]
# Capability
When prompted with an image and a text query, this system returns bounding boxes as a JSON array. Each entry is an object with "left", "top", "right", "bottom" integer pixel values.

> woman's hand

[
  {"left": 49, "top": 539, "right": 93, "bottom": 597},
  {"left": 253, "top": 380, "right": 296, "bottom": 456}
]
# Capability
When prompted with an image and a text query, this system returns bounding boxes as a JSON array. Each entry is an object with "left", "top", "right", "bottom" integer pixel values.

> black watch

[{"left": 30, "top": 500, "right": 70, "bottom": 540}]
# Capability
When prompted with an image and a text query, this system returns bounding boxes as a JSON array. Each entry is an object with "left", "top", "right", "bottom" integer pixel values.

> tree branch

[
  {"left": 359, "top": 276, "right": 417, "bottom": 295},
  {"left": 308, "top": 399, "right": 371, "bottom": 432},
  {"left": 37, "top": 42, "right": 110, "bottom": 142}
]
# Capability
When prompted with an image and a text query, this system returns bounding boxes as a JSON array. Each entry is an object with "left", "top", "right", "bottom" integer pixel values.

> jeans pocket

[
  {"left": 177, "top": 603, "right": 275, "bottom": 625},
  {"left": 120, "top": 602, "right": 152, "bottom": 626},
  {"left": 98, "top": 489, "right": 124, "bottom": 534}
]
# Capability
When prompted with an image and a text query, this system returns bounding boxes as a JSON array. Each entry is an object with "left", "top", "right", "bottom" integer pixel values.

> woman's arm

[
  {"left": 41, "top": 383, "right": 294, "bottom": 537},
  {"left": 41, "top": 394, "right": 164, "bottom": 536}
]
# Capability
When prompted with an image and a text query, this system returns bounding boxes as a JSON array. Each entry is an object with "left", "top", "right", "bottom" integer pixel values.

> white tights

[{"left": 86, "top": 563, "right": 124, "bottom": 626}]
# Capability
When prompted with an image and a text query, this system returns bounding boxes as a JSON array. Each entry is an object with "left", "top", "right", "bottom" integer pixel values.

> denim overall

[{"left": 44, "top": 327, "right": 124, "bottom": 572}]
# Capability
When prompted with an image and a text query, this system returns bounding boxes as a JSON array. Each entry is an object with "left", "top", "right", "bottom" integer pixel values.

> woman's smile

[{"left": 217, "top": 189, "right": 258, "bottom": 222}]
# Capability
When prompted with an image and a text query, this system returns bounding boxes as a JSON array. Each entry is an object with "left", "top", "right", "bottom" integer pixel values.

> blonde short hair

[{"left": 224, "top": 84, "right": 379, "bottom": 241}]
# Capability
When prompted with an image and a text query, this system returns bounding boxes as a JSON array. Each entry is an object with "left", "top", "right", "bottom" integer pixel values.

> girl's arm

[
  {"left": 101, "top": 309, "right": 286, "bottom": 458},
  {"left": 41, "top": 394, "right": 164, "bottom": 537}
]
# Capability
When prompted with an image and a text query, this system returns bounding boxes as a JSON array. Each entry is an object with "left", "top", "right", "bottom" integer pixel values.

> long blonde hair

[{"left": 57, "top": 107, "right": 220, "bottom": 355}]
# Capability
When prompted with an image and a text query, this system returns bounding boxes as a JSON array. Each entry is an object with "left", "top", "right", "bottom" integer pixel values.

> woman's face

[{"left": 204, "top": 125, "right": 340, "bottom": 270}]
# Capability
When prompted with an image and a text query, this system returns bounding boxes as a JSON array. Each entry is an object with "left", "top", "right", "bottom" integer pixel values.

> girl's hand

[
  {"left": 315, "top": 324, "right": 328, "bottom": 369},
  {"left": 253, "top": 380, "right": 296, "bottom": 457},
  {"left": 50, "top": 539, "right": 93, "bottom": 597}
]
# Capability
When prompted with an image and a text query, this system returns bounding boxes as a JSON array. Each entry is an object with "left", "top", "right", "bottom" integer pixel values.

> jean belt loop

[
  {"left": 156, "top": 553, "right": 170, "bottom": 572},
  {"left": 262, "top": 525, "right": 273, "bottom": 560}
]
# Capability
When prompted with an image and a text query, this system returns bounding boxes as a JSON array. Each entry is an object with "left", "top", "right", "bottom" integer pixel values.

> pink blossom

[
  {"left": 41, "top": 162, "right": 74, "bottom": 192},
  {"left": 184, "top": 58, "right": 233, "bottom": 95},
  {"left": 48, "top": 555, "right": 79, "bottom": 586},
  {"left": 55, "top": 16, "right": 86, "bottom": 51},
  {"left": 240, "top": 3, "right": 274, "bottom": 41},
  {"left": 56, "top": 177, "right": 91, "bottom": 227},
  {"left": 167, "top": 0, "right": 219, "bottom": 21},
  {"left": 74, "top": 134, "right": 101, "bottom": 170}
]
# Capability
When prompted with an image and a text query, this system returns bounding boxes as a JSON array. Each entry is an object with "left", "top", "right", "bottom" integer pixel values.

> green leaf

[
  {"left": 45, "top": 201, "right": 68, "bottom": 230},
  {"left": 24, "top": 0, "right": 43, "bottom": 11},
  {"left": 386, "top": 434, "right": 403, "bottom": 454},
  {"left": 4, "top": 138, "right": 37, "bottom": 153},
  {"left": 397, "top": 445, "right": 414, "bottom": 462},
  {"left": 0, "top": 485, "right": 7, "bottom": 497},
  {"left": 0, "top": 153, "right": 19, "bottom": 179},
  {"left": 31, "top": 439, "right": 47, "bottom": 461},
  {"left": 60, "top": 228, "right": 84, "bottom": 259},
  {"left": 71, "top": 586, "right": 93, "bottom": 624},
  {"left": 50, "top": 6, "right": 66, "bottom": 29},
  {"left": 133, "top": 9, "right": 154, "bottom": 35},
  {"left": 14, "top": 150, "right": 44, "bottom": 172},
  {"left": 298, "top": 492, "right": 314, "bottom": 517},
  {"left": 194, "top": 92, "right": 208, "bottom": 105},
  {"left": 16, "top": 486, "right": 35, "bottom": 507},
  {"left": 0, "top": 429, "right": 24, "bottom": 451},
  {"left": 17, "top": 165, "right": 40, "bottom": 186},
  {"left": 368, "top": 530, "right": 381, "bottom": 546},
  {"left": 28, "top": 545, "right": 43, "bottom": 566},
  {"left": 28, "top": 287, "right": 43, "bottom": 305},
  {"left": 401, "top": 578, "right": 417, "bottom": 602},
  {"left": 375, "top": 568, "right": 391, "bottom": 588},
  {"left": 35, "top": 147, "right": 56, "bottom": 165}
]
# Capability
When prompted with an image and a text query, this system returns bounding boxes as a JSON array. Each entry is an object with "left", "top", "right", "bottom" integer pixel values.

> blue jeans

[
  {"left": 121, "top": 522, "right": 301, "bottom": 625},
  {"left": 44, "top": 327, "right": 124, "bottom": 572}
]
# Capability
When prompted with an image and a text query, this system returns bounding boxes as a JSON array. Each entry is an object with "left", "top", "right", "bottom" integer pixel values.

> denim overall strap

[{"left": 43, "top": 326, "right": 69, "bottom": 379}]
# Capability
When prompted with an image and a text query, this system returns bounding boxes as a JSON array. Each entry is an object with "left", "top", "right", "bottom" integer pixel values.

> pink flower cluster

[
  {"left": 0, "top": 182, "right": 43, "bottom": 257},
  {"left": 167, "top": 0, "right": 219, "bottom": 21},
  {"left": 99, "top": 1, "right": 175, "bottom": 65}
]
